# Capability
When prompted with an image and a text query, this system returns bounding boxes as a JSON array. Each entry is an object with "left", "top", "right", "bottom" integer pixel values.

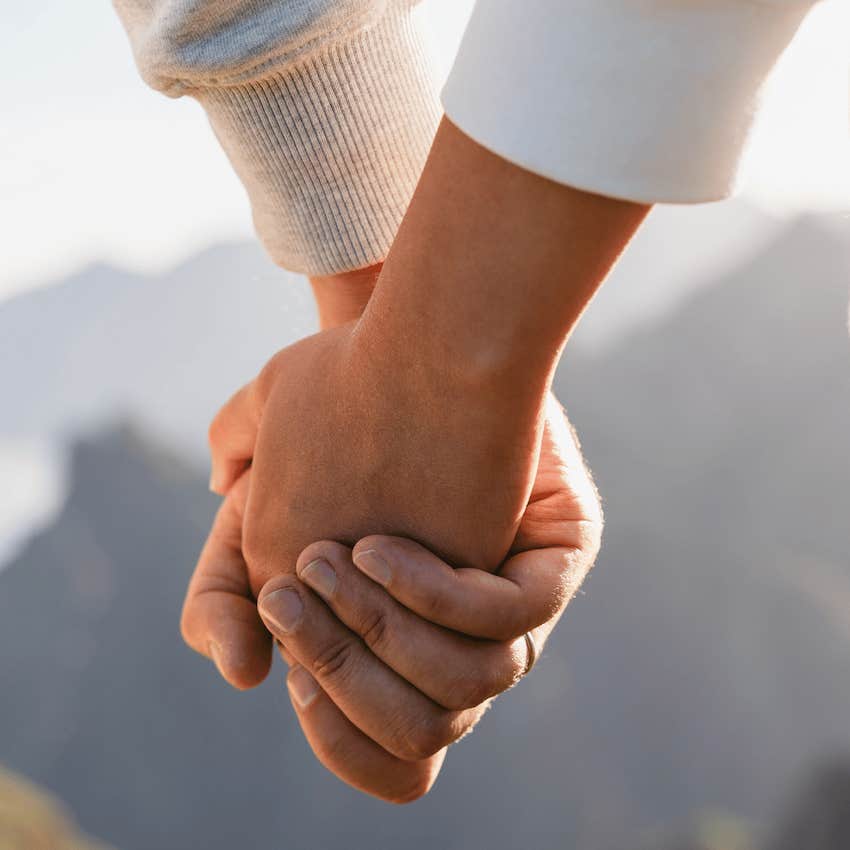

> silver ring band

[{"left": 522, "top": 631, "right": 539, "bottom": 676}]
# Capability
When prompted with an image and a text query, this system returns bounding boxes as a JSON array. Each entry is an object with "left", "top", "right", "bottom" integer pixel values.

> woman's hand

[
  {"left": 209, "top": 314, "right": 550, "bottom": 591},
  {"left": 181, "top": 394, "right": 601, "bottom": 801}
]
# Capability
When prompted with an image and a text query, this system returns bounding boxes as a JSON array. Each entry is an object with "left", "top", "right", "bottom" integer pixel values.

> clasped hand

[{"left": 180, "top": 288, "right": 602, "bottom": 802}]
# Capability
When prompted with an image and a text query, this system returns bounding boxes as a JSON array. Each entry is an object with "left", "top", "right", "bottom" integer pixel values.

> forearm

[{"left": 361, "top": 118, "right": 650, "bottom": 396}]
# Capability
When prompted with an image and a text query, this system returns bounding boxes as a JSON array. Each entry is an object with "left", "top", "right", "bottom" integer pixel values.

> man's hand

[{"left": 182, "top": 396, "right": 601, "bottom": 801}]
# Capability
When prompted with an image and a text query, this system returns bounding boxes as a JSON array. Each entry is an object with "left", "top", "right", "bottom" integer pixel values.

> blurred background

[{"left": 1, "top": 2, "right": 849, "bottom": 848}]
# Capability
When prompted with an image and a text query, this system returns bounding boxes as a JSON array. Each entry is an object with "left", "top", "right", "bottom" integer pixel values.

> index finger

[{"left": 351, "top": 536, "right": 592, "bottom": 642}]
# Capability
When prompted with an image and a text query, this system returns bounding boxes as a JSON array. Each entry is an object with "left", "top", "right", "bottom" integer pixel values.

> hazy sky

[{"left": 1, "top": 1, "right": 848, "bottom": 301}]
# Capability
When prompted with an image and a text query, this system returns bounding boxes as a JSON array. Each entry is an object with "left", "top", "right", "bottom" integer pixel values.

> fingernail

[
  {"left": 298, "top": 558, "right": 337, "bottom": 600},
  {"left": 353, "top": 548, "right": 391, "bottom": 587},
  {"left": 259, "top": 588, "right": 304, "bottom": 634},
  {"left": 209, "top": 641, "right": 227, "bottom": 677},
  {"left": 288, "top": 666, "right": 320, "bottom": 709}
]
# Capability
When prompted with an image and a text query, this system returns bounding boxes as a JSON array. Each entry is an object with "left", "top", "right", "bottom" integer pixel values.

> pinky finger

[{"left": 285, "top": 664, "right": 445, "bottom": 804}]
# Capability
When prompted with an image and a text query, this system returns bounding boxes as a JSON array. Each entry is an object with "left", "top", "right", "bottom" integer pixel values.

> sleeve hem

[
  {"left": 196, "top": 4, "right": 440, "bottom": 275},
  {"left": 442, "top": 0, "right": 814, "bottom": 205}
]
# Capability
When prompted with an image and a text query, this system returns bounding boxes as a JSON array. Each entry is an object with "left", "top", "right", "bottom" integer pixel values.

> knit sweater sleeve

[
  {"left": 443, "top": 0, "right": 819, "bottom": 203},
  {"left": 113, "top": 0, "right": 440, "bottom": 274}
]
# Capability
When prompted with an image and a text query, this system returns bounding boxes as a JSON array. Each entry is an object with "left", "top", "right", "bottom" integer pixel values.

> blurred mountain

[
  {"left": 0, "top": 243, "right": 317, "bottom": 456},
  {"left": 570, "top": 199, "right": 782, "bottom": 351},
  {"left": 764, "top": 759, "right": 850, "bottom": 850},
  {"left": 551, "top": 214, "right": 850, "bottom": 844},
  {"left": 0, "top": 426, "right": 341, "bottom": 850},
  {"left": 1, "top": 215, "right": 849, "bottom": 849}
]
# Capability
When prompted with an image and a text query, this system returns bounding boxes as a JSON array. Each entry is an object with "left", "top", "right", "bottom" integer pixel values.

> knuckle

[
  {"left": 397, "top": 711, "right": 455, "bottom": 762},
  {"left": 206, "top": 415, "right": 223, "bottom": 450},
  {"left": 389, "top": 766, "right": 438, "bottom": 805},
  {"left": 501, "top": 590, "right": 551, "bottom": 641},
  {"left": 465, "top": 675, "right": 499, "bottom": 710},
  {"left": 411, "top": 581, "right": 449, "bottom": 624},
  {"left": 585, "top": 516, "right": 603, "bottom": 556},
  {"left": 311, "top": 638, "right": 358, "bottom": 684},
  {"left": 297, "top": 539, "right": 351, "bottom": 573},
  {"left": 439, "top": 670, "right": 492, "bottom": 711},
  {"left": 574, "top": 519, "right": 603, "bottom": 569},
  {"left": 494, "top": 642, "right": 527, "bottom": 690},
  {"left": 446, "top": 647, "right": 521, "bottom": 709},
  {"left": 309, "top": 722, "right": 357, "bottom": 776},
  {"left": 488, "top": 617, "right": 527, "bottom": 643},
  {"left": 476, "top": 601, "right": 530, "bottom": 642},
  {"left": 440, "top": 682, "right": 482, "bottom": 712},
  {"left": 548, "top": 545, "right": 599, "bottom": 617},
  {"left": 358, "top": 608, "right": 389, "bottom": 652}
]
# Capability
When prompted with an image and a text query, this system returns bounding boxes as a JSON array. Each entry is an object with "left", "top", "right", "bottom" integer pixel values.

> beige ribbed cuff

[{"left": 196, "top": 4, "right": 440, "bottom": 275}]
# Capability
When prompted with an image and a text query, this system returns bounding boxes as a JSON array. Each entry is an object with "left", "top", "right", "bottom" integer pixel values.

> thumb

[{"left": 181, "top": 470, "right": 272, "bottom": 689}]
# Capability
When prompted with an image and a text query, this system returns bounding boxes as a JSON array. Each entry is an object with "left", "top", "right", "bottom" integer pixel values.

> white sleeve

[{"left": 442, "top": 0, "right": 818, "bottom": 203}]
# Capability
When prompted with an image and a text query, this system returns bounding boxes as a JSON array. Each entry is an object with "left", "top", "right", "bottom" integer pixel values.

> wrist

[
  {"left": 359, "top": 266, "right": 559, "bottom": 402},
  {"left": 309, "top": 264, "right": 382, "bottom": 329},
  {"left": 359, "top": 118, "right": 649, "bottom": 393},
  {"left": 352, "top": 285, "right": 553, "bottom": 439}
]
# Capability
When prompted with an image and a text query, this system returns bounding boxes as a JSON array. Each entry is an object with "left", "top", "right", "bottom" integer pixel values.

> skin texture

[{"left": 211, "top": 317, "right": 547, "bottom": 587}]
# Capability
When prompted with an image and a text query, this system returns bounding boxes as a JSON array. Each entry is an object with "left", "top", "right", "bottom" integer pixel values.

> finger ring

[{"left": 522, "top": 631, "right": 539, "bottom": 676}]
